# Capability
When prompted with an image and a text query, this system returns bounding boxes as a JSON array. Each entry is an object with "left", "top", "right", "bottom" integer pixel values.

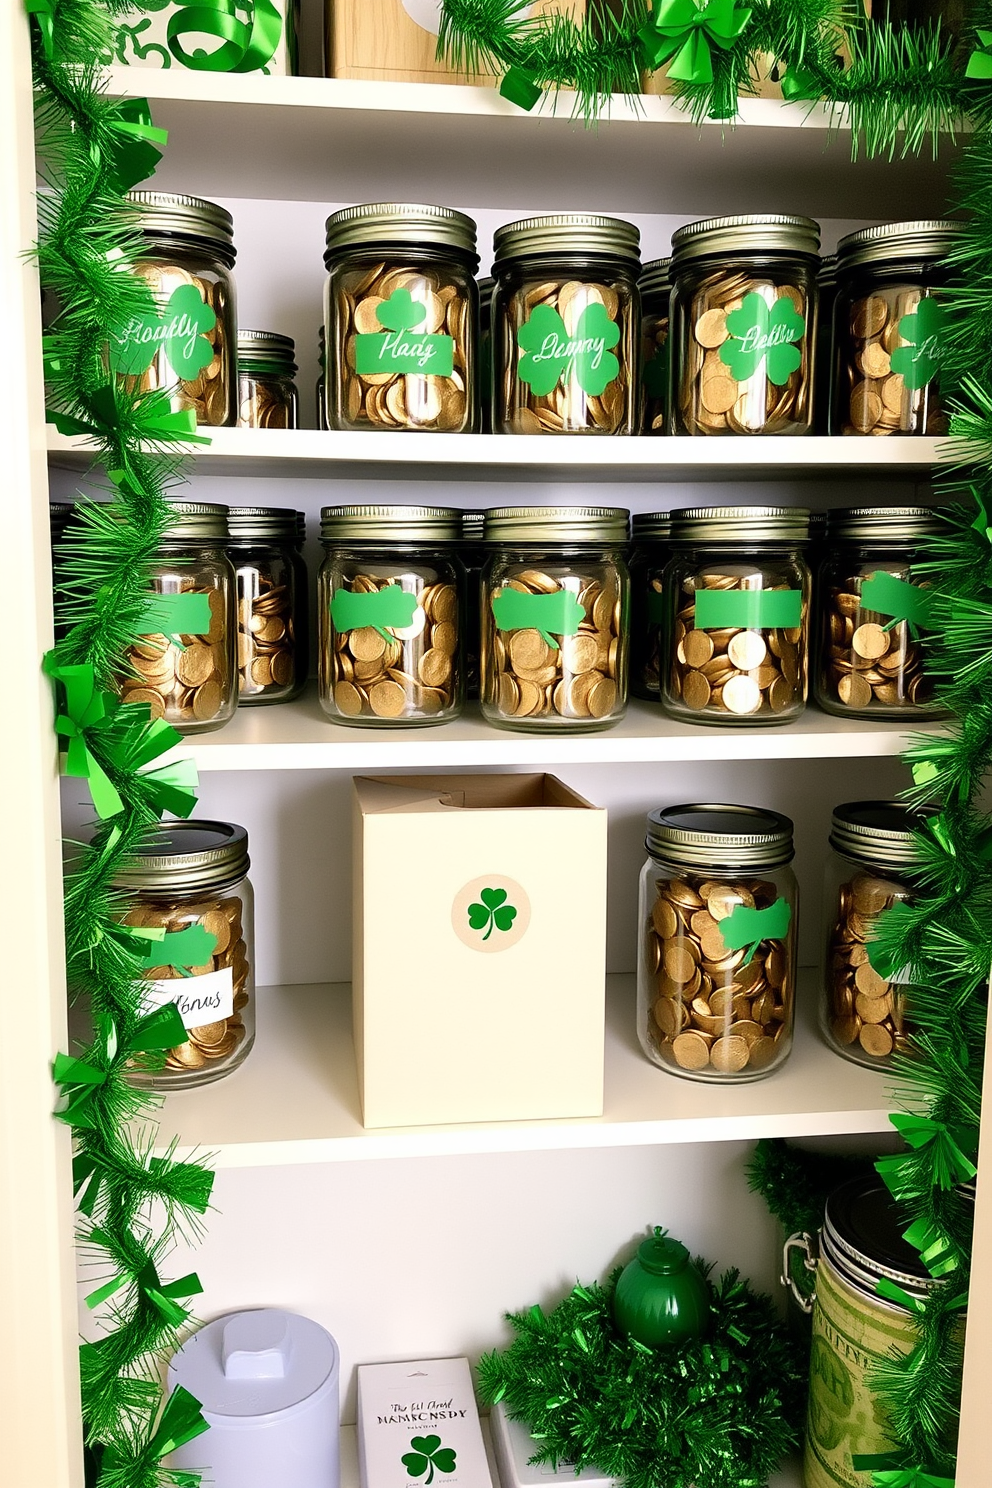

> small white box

[
  {"left": 358, "top": 1358, "right": 492, "bottom": 1488},
  {"left": 488, "top": 1402, "right": 620, "bottom": 1488}
]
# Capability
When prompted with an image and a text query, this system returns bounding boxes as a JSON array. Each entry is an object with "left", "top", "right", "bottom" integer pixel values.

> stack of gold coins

[
  {"left": 228, "top": 506, "right": 305, "bottom": 707},
  {"left": 639, "top": 258, "right": 671, "bottom": 434},
  {"left": 237, "top": 330, "right": 299, "bottom": 429},
  {"left": 823, "top": 584, "right": 930, "bottom": 710},
  {"left": 327, "top": 574, "right": 458, "bottom": 721},
  {"left": 121, "top": 593, "right": 229, "bottom": 725},
  {"left": 826, "top": 873, "right": 911, "bottom": 1062},
  {"left": 238, "top": 578, "right": 295, "bottom": 695}
]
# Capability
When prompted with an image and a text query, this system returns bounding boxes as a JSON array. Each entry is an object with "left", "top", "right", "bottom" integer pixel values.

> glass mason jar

[
  {"left": 670, "top": 214, "right": 820, "bottom": 436},
  {"left": 237, "top": 330, "right": 299, "bottom": 429},
  {"left": 662, "top": 506, "right": 811, "bottom": 726},
  {"left": 115, "top": 820, "right": 255, "bottom": 1091},
  {"left": 323, "top": 203, "right": 479, "bottom": 433},
  {"left": 478, "top": 274, "right": 495, "bottom": 433},
  {"left": 228, "top": 506, "right": 307, "bottom": 706},
  {"left": 461, "top": 509, "right": 485, "bottom": 700},
  {"left": 831, "top": 220, "right": 963, "bottom": 436},
  {"left": 316, "top": 325, "right": 327, "bottom": 430},
  {"left": 816, "top": 505, "right": 945, "bottom": 718},
  {"left": 637, "top": 804, "right": 798, "bottom": 1082},
  {"left": 119, "top": 501, "right": 238, "bottom": 734},
  {"left": 492, "top": 213, "right": 641, "bottom": 435},
  {"left": 822, "top": 800, "right": 932, "bottom": 1069},
  {"left": 629, "top": 511, "right": 672, "bottom": 701},
  {"left": 318, "top": 505, "right": 464, "bottom": 726},
  {"left": 640, "top": 257, "right": 671, "bottom": 433},
  {"left": 111, "top": 192, "right": 237, "bottom": 426},
  {"left": 480, "top": 506, "right": 630, "bottom": 731},
  {"left": 813, "top": 254, "right": 837, "bottom": 434}
]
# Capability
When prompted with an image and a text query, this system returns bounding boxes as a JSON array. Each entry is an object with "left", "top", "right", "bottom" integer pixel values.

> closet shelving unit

[{"left": 7, "top": 11, "right": 992, "bottom": 1486}]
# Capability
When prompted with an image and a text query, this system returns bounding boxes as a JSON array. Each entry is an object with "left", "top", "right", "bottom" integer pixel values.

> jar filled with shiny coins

[
  {"left": 822, "top": 801, "right": 931, "bottom": 1069},
  {"left": 114, "top": 820, "right": 254, "bottom": 1090},
  {"left": 236, "top": 330, "right": 299, "bottom": 429},
  {"left": 831, "top": 221, "right": 962, "bottom": 437},
  {"left": 662, "top": 506, "right": 811, "bottom": 726},
  {"left": 111, "top": 192, "right": 237, "bottom": 426},
  {"left": 637, "top": 804, "right": 798, "bottom": 1083},
  {"left": 227, "top": 506, "right": 307, "bottom": 706},
  {"left": 669, "top": 214, "right": 820, "bottom": 436},
  {"left": 480, "top": 506, "right": 629, "bottom": 731},
  {"left": 317, "top": 505, "right": 464, "bottom": 726},
  {"left": 492, "top": 214, "right": 641, "bottom": 435},
  {"left": 119, "top": 501, "right": 237, "bottom": 734},
  {"left": 629, "top": 511, "right": 672, "bottom": 701},
  {"left": 815, "top": 505, "right": 945, "bottom": 719},
  {"left": 323, "top": 203, "right": 479, "bottom": 433},
  {"left": 639, "top": 257, "right": 671, "bottom": 434}
]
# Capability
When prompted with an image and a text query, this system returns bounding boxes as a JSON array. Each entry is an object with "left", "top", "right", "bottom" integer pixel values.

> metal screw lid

[
  {"left": 112, "top": 820, "right": 250, "bottom": 893},
  {"left": 324, "top": 203, "right": 477, "bottom": 261},
  {"left": 671, "top": 505, "right": 810, "bottom": 544},
  {"left": 821, "top": 1175, "right": 946, "bottom": 1306},
  {"left": 237, "top": 330, "right": 297, "bottom": 376},
  {"left": 461, "top": 509, "right": 486, "bottom": 538},
  {"left": 645, "top": 803, "right": 795, "bottom": 870},
  {"left": 828, "top": 505, "right": 949, "bottom": 542},
  {"left": 837, "top": 220, "right": 965, "bottom": 271},
  {"left": 631, "top": 511, "right": 673, "bottom": 542},
  {"left": 227, "top": 506, "right": 298, "bottom": 544},
  {"left": 671, "top": 214, "right": 820, "bottom": 264},
  {"left": 320, "top": 504, "right": 462, "bottom": 543},
  {"left": 639, "top": 257, "right": 672, "bottom": 298},
  {"left": 162, "top": 501, "right": 229, "bottom": 542},
  {"left": 818, "top": 253, "right": 838, "bottom": 291},
  {"left": 295, "top": 511, "right": 306, "bottom": 546},
  {"left": 127, "top": 191, "right": 235, "bottom": 252},
  {"left": 829, "top": 800, "right": 934, "bottom": 870},
  {"left": 493, "top": 213, "right": 640, "bottom": 265},
  {"left": 483, "top": 506, "right": 630, "bottom": 544}
]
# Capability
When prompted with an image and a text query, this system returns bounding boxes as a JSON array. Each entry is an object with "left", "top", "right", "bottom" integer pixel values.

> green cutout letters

[
  {"left": 354, "top": 288, "right": 454, "bottom": 377},
  {"left": 719, "top": 291, "right": 804, "bottom": 387},
  {"left": 111, "top": 283, "right": 217, "bottom": 380},
  {"left": 330, "top": 586, "right": 419, "bottom": 642},
  {"left": 517, "top": 301, "right": 620, "bottom": 397},
  {"left": 693, "top": 588, "right": 802, "bottom": 630},
  {"left": 491, "top": 588, "right": 585, "bottom": 650},
  {"left": 467, "top": 887, "right": 518, "bottom": 942},
  {"left": 402, "top": 1437, "right": 458, "bottom": 1484},
  {"left": 719, "top": 899, "right": 792, "bottom": 969}
]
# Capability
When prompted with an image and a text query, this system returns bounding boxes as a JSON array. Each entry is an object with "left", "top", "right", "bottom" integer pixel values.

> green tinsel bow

[
  {"left": 101, "top": 1384, "right": 210, "bottom": 1468},
  {"left": 101, "top": 100, "right": 169, "bottom": 193},
  {"left": 46, "top": 660, "right": 124, "bottom": 820},
  {"left": 853, "top": 1452, "right": 956, "bottom": 1487},
  {"left": 639, "top": 0, "right": 752, "bottom": 86},
  {"left": 53, "top": 1005, "right": 185, "bottom": 1128},
  {"left": 877, "top": 1114, "right": 978, "bottom": 1196},
  {"left": 84, "top": 1243, "right": 203, "bottom": 1327}
]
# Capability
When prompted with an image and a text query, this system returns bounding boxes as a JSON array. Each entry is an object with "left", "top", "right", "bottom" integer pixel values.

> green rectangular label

[
  {"left": 694, "top": 588, "right": 803, "bottom": 630},
  {"left": 141, "top": 591, "right": 212, "bottom": 637},
  {"left": 355, "top": 331, "right": 454, "bottom": 378},
  {"left": 860, "top": 572, "right": 934, "bottom": 627}
]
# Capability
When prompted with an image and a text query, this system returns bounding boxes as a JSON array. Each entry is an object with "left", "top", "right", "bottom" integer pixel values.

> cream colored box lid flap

[{"left": 354, "top": 773, "right": 601, "bottom": 816}]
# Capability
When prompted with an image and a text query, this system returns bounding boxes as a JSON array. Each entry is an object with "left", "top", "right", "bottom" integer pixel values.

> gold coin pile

[
  {"left": 122, "top": 895, "right": 250, "bottom": 1073},
  {"left": 126, "top": 262, "right": 231, "bottom": 425},
  {"left": 237, "top": 373, "right": 295, "bottom": 429},
  {"left": 502, "top": 279, "right": 631, "bottom": 434},
  {"left": 824, "top": 577, "right": 932, "bottom": 711},
  {"left": 678, "top": 274, "right": 809, "bottom": 435},
  {"left": 485, "top": 569, "right": 624, "bottom": 723},
  {"left": 121, "top": 587, "right": 229, "bottom": 726},
  {"left": 327, "top": 575, "right": 459, "bottom": 721},
  {"left": 334, "top": 263, "right": 471, "bottom": 431},
  {"left": 826, "top": 873, "right": 911, "bottom": 1061},
  {"left": 671, "top": 571, "right": 806, "bottom": 719},
  {"left": 238, "top": 574, "right": 296, "bottom": 697},
  {"left": 838, "top": 291, "right": 948, "bottom": 436},
  {"left": 646, "top": 875, "right": 793, "bottom": 1076}
]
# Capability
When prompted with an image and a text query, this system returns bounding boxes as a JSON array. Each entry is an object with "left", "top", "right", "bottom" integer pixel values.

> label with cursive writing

[
  {"left": 140, "top": 965, "right": 234, "bottom": 1029},
  {"left": 355, "top": 287, "right": 454, "bottom": 377},
  {"left": 517, "top": 301, "right": 620, "bottom": 397},
  {"left": 111, "top": 282, "right": 217, "bottom": 381}
]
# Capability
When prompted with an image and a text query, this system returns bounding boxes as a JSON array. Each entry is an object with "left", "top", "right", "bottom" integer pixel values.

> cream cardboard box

[
  {"left": 104, "top": 0, "right": 298, "bottom": 74},
  {"left": 357, "top": 1358, "right": 492, "bottom": 1488},
  {"left": 352, "top": 774, "right": 606, "bottom": 1129}
]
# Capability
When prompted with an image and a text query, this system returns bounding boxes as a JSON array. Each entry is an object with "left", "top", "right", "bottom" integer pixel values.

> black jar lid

[
  {"left": 645, "top": 803, "right": 795, "bottom": 870},
  {"left": 821, "top": 1175, "right": 951, "bottom": 1307},
  {"left": 829, "top": 800, "right": 934, "bottom": 870}
]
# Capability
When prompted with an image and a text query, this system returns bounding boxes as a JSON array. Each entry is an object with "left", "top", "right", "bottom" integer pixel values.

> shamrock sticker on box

[{"left": 401, "top": 1436, "right": 457, "bottom": 1485}]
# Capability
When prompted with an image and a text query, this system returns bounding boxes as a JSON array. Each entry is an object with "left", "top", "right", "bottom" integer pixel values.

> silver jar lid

[
  {"left": 127, "top": 191, "right": 235, "bottom": 251},
  {"left": 320, "top": 505, "right": 461, "bottom": 542},
  {"left": 639, "top": 257, "right": 672, "bottom": 298},
  {"left": 837, "top": 220, "right": 964, "bottom": 271},
  {"left": 671, "top": 506, "right": 810, "bottom": 544},
  {"left": 483, "top": 506, "right": 630, "bottom": 543},
  {"left": 295, "top": 511, "right": 306, "bottom": 545},
  {"left": 828, "top": 505, "right": 948, "bottom": 542},
  {"left": 671, "top": 214, "right": 820, "bottom": 263},
  {"left": 324, "top": 203, "right": 477, "bottom": 260},
  {"left": 162, "top": 501, "right": 229, "bottom": 541},
  {"left": 461, "top": 509, "right": 486, "bottom": 539},
  {"left": 237, "top": 330, "right": 297, "bottom": 375},
  {"left": 829, "top": 800, "right": 931, "bottom": 870},
  {"left": 646, "top": 803, "right": 794, "bottom": 870},
  {"left": 228, "top": 506, "right": 298, "bottom": 543},
  {"left": 493, "top": 214, "right": 640, "bottom": 264},
  {"left": 113, "top": 820, "right": 250, "bottom": 893},
  {"left": 821, "top": 1175, "right": 944, "bottom": 1307},
  {"left": 631, "top": 511, "right": 672, "bottom": 542}
]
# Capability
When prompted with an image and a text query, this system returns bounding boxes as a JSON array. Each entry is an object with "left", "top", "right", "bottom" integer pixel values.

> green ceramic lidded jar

[{"left": 613, "top": 1230, "right": 710, "bottom": 1347}]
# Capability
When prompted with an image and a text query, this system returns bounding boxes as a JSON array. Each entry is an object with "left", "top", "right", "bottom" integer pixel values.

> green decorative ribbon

[
  {"left": 693, "top": 588, "right": 802, "bottom": 630},
  {"left": 45, "top": 657, "right": 124, "bottom": 820},
  {"left": 878, "top": 1114, "right": 977, "bottom": 1192},
  {"left": 780, "top": 63, "right": 819, "bottom": 100},
  {"left": 639, "top": 0, "right": 752, "bottom": 86},
  {"left": 54, "top": 1004, "right": 186, "bottom": 1130},
  {"left": 24, "top": 0, "right": 54, "bottom": 57},
  {"left": 47, "top": 385, "right": 211, "bottom": 449},
  {"left": 500, "top": 65, "right": 543, "bottom": 111},
  {"left": 85, "top": 1244, "right": 203, "bottom": 1327},
  {"left": 167, "top": 0, "right": 283, "bottom": 73},
  {"left": 966, "top": 28, "right": 992, "bottom": 79},
  {"left": 102, "top": 1385, "right": 210, "bottom": 1469},
  {"left": 102, "top": 99, "right": 169, "bottom": 192},
  {"left": 852, "top": 1453, "right": 955, "bottom": 1488},
  {"left": 902, "top": 1216, "right": 960, "bottom": 1279}
]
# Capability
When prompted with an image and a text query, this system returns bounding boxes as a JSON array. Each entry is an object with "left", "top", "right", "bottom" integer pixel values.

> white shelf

[
  {"left": 101, "top": 68, "right": 958, "bottom": 217},
  {"left": 154, "top": 973, "right": 895, "bottom": 1169},
  {"left": 47, "top": 427, "right": 948, "bottom": 483}
]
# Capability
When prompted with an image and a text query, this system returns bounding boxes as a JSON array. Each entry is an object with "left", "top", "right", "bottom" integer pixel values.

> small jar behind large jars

[
  {"left": 639, "top": 257, "right": 671, "bottom": 434},
  {"left": 492, "top": 214, "right": 641, "bottom": 435},
  {"left": 237, "top": 330, "right": 299, "bottom": 428},
  {"left": 816, "top": 505, "right": 946, "bottom": 719},
  {"left": 637, "top": 804, "right": 798, "bottom": 1082},
  {"left": 832, "top": 220, "right": 962, "bottom": 436},
  {"left": 116, "top": 820, "right": 254, "bottom": 1091},
  {"left": 669, "top": 214, "right": 820, "bottom": 436},
  {"left": 228, "top": 506, "right": 307, "bottom": 705},
  {"left": 119, "top": 501, "right": 237, "bottom": 734},
  {"left": 822, "top": 800, "right": 933, "bottom": 1069},
  {"left": 629, "top": 512, "right": 672, "bottom": 701},
  {"left": 111, "top": 192, "right": 237, "bottom": 426},
  {"left": 480, "top": 506, "right": 629, "bottom": 731},
  {"left": 662, "top": 506, "right": 811, "bottom": 726},
  {"left": 478, "top": 275, "right": 495, "bottom": 433},
  {"left": 813, "top": 255, "right": 837, "bottom": 434},
  {"left": 324, "top": 203, "right": 479, "bottom": 433},
  {"left": 318, "top": 505, "right": 464, "bottom": 726}
]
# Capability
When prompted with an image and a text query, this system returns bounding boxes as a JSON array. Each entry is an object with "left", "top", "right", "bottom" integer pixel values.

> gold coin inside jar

[
  {"left": 672, "top": 1031, "right": 711, "bottom": 1070},
  {"left": 727, "top": 630, "right": 767, "bottom": 672},
  {"left": 722, "top": 674, "right": 762, "bottom": 715}
]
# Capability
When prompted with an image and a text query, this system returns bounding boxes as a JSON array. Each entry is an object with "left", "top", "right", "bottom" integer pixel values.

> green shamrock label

[
  {"left": 467, "top": 887, "right": 518, "bottom": 942},
  {"left": 719, "top": 291, "right": 805, "bottom": 387},
  {"left": 111, "top": 283, "right": 217, "bottom": 380},
  {"left": 140, "top": 591, "right": 213, "bottom": 646},
  {"left": 718, "top": 898, "right": 792, "bottom": 968},
  {"left": 139, "top": 923, "right": 218, "bottom": 976},
  {"left": 517, "top": 302, "right": 620, "bottom": 397},
  {"left": 490, "top": 588, "right": 585, "bottom": 649},
  {"left": 401, "top": 1436, "right": 458, "bottom": 1485},
  {"left": 354, "top": 287, "right": 454, "bottom": 377},
  {"left": 859, "top": 572, "right": 935, "bottom": 634},
  {"left": 330, "top": 586, "right": 419, "bottom": 641},
  {"left": 891, "top": 297, "right": 946, "bottom": 391}
]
